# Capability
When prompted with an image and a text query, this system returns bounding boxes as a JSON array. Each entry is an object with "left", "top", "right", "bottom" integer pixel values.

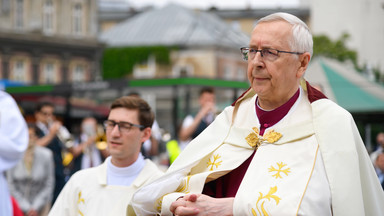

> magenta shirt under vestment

[{"left": 202, "top": 89, "right": 300, "bottom": 198}]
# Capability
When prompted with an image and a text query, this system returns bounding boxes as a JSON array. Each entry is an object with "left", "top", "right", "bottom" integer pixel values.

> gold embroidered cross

[
  {"left": 245, "top": 127, "right": 282, "bottom": 149},
  {"left": 207, "top": 154, "right": 222, "bottom": 171},
  {"left": 269, "top": 162, "right": 291, "bottom": 179}
]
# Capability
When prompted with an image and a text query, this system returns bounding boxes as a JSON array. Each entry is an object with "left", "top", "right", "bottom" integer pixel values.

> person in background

[
  {"left": 132, "top": 12, "right": 384, "bottom": 216},
  {"left": 0, "top": 91, "right": 28, "bottom": 216},
  {"left": 69, "top": 117, "right": 109, "bottom": 176},
  {"left": 48, "top": 96, "right": 163, "bottom": 216},
  {"left": 178, "top": 87, "right": 216, "bottom": 150},
  {"left": 34, "top": 101, "right": 72, "bottom": 204},
  {"left": 7, "top": 124, "right": 55, "bottom": 216},
  {"left": 370, "top": 132, "right": 384, "bottom": 188},
  {"left": 11, "top": 196, "right": 24, "bottom": 216}
]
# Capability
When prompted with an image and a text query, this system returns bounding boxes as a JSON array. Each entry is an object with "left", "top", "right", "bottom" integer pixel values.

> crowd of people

[{"left": 2, "top": 12, "right": 384, "bottom": 216}]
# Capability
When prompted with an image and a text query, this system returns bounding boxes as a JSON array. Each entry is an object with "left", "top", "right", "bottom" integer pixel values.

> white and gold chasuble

[
  {"left": 48, "top": 159, "right": 163, "bottom": 216},
  {"left": 132, "top": 85, "right": 384, "bottom": 216}
]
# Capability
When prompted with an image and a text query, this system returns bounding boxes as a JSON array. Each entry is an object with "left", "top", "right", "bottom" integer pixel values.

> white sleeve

[
  {"left": 0, "top": 91, "right": 28, "bottom": 172},
  {"left": 151, "top": 120, "right": 162, "bottom": 140},
  {"left": 181, "top": 115, "right": 194, "bottom": 129}
]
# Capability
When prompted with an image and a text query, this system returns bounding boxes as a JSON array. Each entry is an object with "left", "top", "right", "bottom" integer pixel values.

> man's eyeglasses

[
  {"left": 240, "top": 47, "right": 303, "bottom": 61},
  {"left": 103, "top": 120, "right": 145, "bottom": 133}
]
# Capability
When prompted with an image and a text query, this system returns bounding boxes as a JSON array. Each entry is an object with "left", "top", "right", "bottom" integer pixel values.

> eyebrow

[{"left": 107, "top": 120, "right": 138, "bottom": 125}]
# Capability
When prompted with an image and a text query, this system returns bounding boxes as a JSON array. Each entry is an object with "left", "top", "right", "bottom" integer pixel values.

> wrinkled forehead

[{"left": 250, "top": 21, "right": 293, "bottom": 48}]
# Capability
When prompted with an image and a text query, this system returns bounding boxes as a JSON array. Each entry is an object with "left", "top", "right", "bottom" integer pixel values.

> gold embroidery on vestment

[
  {"left": 77, "top": 191, "right": 85, "bottom": 216},
  {"left": 176, "top": 175, "right": 191, "bottom": 193},
  {"left": 251, "top": 186, "right": 281, "bottom": 216},
  {"left": 207, "top": 154, "right": 222, "bottom": 171},
  {"left": 268, "top": 162, "right": 291, "bottom": 179},
  {"left": 155, "top": 175, "right": 192, "bottom": 212},
  {"left": 155, "top": 196, "right": 163, "bottom": 213},
  {"left": 245, "top": 127, "right": 282, "bottom": 149}
]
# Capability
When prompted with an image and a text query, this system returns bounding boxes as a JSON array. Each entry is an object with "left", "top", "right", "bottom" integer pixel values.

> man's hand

[
  {"left": 170, "top": 194, "right": 234, "bottom": 216},
  {"left": 198, "top": 102, "right": 215, "bottom": 119},
  {"left": 26, "top": 209, "right": 38, "bottom": 216},
  {"left": 49, "top": 121, "right": 62, "bottom": 135}
]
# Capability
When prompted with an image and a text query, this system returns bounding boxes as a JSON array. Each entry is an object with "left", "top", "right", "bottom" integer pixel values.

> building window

[
  {"left": 15, "top": 0, "right": 24, "bottom": 29},
  {"left": 43, "top": 0, "right": 54, "bottom": 34},
  {"left": 14, "top": 60, "right": 25, "bottom": 82},
  {"left": 72, "top": 3, "right": 83, "bottom": 36},
  {"left": 43, "top": 62, "right": 56, "bottom": 83},
  {"left": 1, "top": 0, "right": 10, "bottom": 14},
  {"left": 72, "top": 64, "right": 85, "bottom": 82}
]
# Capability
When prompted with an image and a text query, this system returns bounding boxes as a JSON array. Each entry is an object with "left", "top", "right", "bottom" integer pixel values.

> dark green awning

[{"left": 306, "top": 58, "right": 384, "bottom": 113}]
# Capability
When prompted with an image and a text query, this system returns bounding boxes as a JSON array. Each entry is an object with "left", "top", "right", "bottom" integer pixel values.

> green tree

[
  {"left": 102, "top": 46, "right": 174, "bottom": 79},
  {"left": 313, "top": 33, "right": 360, "bottom": 71}
]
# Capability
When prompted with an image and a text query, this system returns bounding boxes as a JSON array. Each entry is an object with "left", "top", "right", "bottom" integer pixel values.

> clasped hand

[{"left": 170, "top": 194, "right": 234, "bottom": 216}]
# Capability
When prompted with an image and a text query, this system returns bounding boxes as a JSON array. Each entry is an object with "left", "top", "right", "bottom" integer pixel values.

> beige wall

[
  {"left": 225, "top": 18, "right": 256, "bottom": 36},
  {"left": 141, "top": 48, "right": 247, "bottom": 80},
  {"left": 171, "top": 49, "right": 216, "bottom": 78},
  {"left": 100, "top": 21, "right": 118, "bottom": 33}
]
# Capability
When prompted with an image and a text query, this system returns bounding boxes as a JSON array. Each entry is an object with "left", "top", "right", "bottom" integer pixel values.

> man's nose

[
  {"left": 110, "top": 124, "right": 121, "bottom": 135},
  {"left": 251, "top": 51, "right": 265, "bottom": 68}
]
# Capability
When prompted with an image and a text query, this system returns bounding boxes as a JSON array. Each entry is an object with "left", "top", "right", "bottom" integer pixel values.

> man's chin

[{"left": 107, "top": 145, "right": 122, "bottom": 154}]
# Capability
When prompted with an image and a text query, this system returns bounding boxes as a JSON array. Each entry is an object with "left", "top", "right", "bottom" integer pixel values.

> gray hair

[{"left": 257, "top": 12, "right": 313, "bottom": 58}]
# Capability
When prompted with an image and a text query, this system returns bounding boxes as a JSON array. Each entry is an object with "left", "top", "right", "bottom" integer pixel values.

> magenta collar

[{"left": 256, "top": 89, "right": 300, "bottom": 135}]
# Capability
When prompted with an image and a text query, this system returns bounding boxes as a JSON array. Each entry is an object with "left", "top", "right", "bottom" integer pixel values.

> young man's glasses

[
  {"left": 103, "top": 120, "right": 145, "bottom": 133},
  {"left": 240, "top": 47, "right": 303, "bottom": 61}
]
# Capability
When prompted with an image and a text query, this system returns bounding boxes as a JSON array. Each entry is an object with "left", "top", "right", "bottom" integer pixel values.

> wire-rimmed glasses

[{"left": 240, "top": 47, "right": 304, "bottom": 61}]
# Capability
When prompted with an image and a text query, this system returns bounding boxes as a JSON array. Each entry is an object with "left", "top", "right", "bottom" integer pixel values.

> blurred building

[
  {"left": 99, "top": 3, "right": 250, "bottom": 137},
  {"left": 310, "top": 0, "right": 384, "bottom": 77},
  {"left": 209, "top": 8, "right": 310, "bottom": 36},
  {"left": 98, "top": 0, "right": 140, "bottom": 32},
  {"left": 0, "top": 0, "right": 104, "bottom": 85},
  {"left": 100, "top": 3, "right": 249, "bottom": 81}
]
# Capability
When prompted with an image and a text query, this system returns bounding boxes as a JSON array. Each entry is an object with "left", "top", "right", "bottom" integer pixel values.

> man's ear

[
  {"left": 297, "top": 52, "right": 311, "bottom": 78},
  {"left": 141, "top": 127, "right": 152, "bottom": 143}
]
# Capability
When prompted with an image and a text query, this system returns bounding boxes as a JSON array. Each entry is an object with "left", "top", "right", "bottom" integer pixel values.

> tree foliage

[
  {"left": 102, "top": 46, "right": 174, "bottom": 79},
  {"left": 313, "top": 33, "right": 359, "bottom": 71}
]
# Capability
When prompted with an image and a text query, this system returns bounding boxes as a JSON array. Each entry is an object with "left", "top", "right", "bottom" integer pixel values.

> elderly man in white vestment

[
  {"left": 131, "top": 12, "right": 384, "bottom": 216},
  {"left": 49, "top": 96, "right": 163, "bottom": 216}
]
